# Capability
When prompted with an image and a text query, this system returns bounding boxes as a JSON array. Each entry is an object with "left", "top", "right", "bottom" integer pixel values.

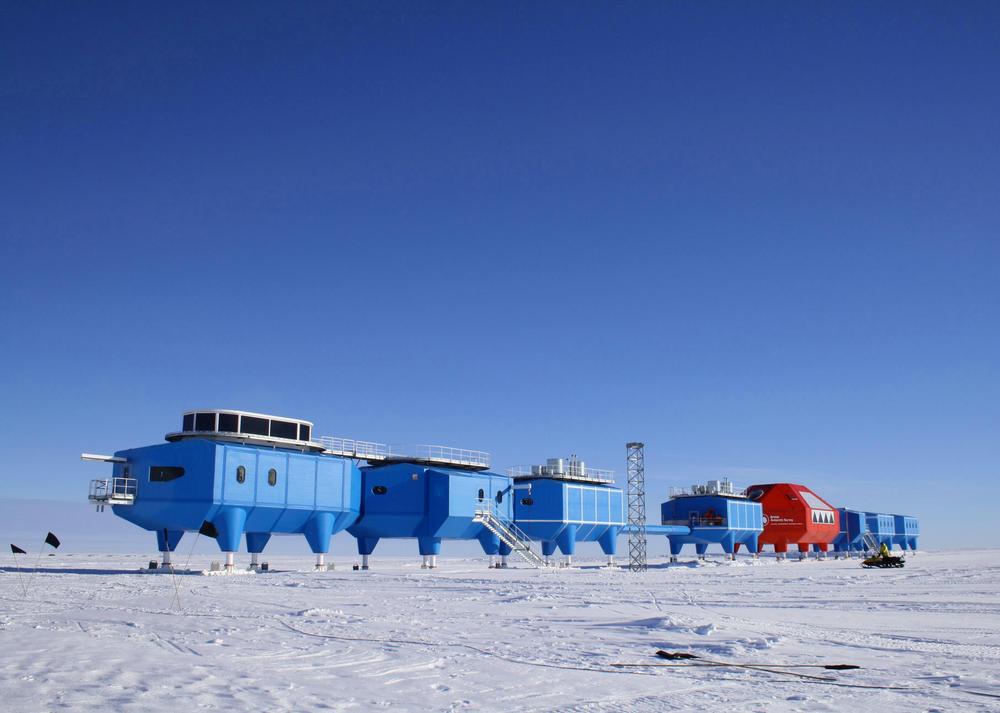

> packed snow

[{"left": 2, "top": 549, "right": 999, "bottom": 711}]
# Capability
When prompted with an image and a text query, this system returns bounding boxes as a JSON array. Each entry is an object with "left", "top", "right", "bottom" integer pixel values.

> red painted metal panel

[{"left": 745, "top": 483, "right": 839, "bottom": 553}]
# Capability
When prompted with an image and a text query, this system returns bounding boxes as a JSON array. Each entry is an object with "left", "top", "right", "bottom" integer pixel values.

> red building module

[{"left": 745, "top": 483, "right": 839, "bottom": 559}]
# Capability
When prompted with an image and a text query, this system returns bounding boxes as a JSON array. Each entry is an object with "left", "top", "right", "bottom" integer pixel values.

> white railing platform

[
  {"left": 507, "top": 464, "right": 614, "bottom": 484},
  {"left": 89, "top": 478, "right": 137, "bottom": 505},
  {"left": 314, "top": 437, "right": 490, "bottom": 470}
]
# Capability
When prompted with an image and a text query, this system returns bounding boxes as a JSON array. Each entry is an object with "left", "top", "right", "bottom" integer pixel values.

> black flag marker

[
  {"left": 44, "top": 532, "right": 61, "bottom": 549},
  {"left": 198, "top": 521, "right": 218, "bottom": 538},
  {"left": 9, "top": 544, "right": 28, "bottom": 597}
]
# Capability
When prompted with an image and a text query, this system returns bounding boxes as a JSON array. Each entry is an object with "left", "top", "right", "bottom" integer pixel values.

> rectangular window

[
  {"left": 240, "top": 416, "right": 268, "bottom": 436},
  {"left": 195, "top": 413, "right": 216, "bottom": 431},
  {"left": 299, "top": 424, "right": 311, "bottom": 441},
  {"left": 270, "top": 420, "right": 298, "bottom": 440},
  {"left": 218, "top": 413, "right": 238, "bottom": 432},
  {"left": 182, "top": 413, "right": 194, "bottom": 431},
  {"left": 150, "top": 466, "right": 185, "bottom": 482}
]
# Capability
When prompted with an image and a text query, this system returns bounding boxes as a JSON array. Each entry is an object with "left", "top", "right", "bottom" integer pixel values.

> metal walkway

[
  {"left": 313, "top": 437, "right": 491, "bottom": 470},
  {"left": 473, "top": 502, "right": 545, "bottom": 568}
]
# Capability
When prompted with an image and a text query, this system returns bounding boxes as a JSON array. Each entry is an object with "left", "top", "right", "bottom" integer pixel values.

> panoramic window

[
  {"left": 372, "top": 485, "right": 388, "bottom": 495},
  {"left": 218, "top": 413, "right": 238, "bottom": 432},
  {"left": 240, "top": 416, "right": 268, "bottom": 436},
  {"left": 268, "top": 468, "right": 277, "bottom": 486},
  {"left": 270, "top": 420, "right": 297, "bottom": 440},
  {"left": 236, "top": 465, "right": 246, "bottom": 483},
  {"left": 182, "top": 413, "right": 194, "bottom": 431},
  {"left": 150, "top": 466, "right": 185, "bottom": 482},
  {"left": 299, "top": 424, "right": 311, "bottom": 441},
  {"left": 195, "top": 412, "right": 216, "bottom": 431}
]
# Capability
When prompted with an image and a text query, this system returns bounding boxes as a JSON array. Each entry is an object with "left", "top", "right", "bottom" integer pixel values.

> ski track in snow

[{"left": 1, "top": 550, "right": 998, "bottom": 711}]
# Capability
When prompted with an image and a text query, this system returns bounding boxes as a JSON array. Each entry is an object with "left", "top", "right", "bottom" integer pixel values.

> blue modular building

[
  {"left": 832, "top": 508, "right": 870, "bottom": 556},
  {"left": 866, "top": 512, "right": 896, "bottom": 548},
  {"left": 509, "top": 457, "right": 626, "bottom": 565},
  {"left": 659, "top": 479, "right": 764, "bottom": 560},
  {"left": 892, "top": 515, "right": 919, "bottom": 551},
  {"left": 347, "top": 461, "right": 512, "bottom": 568},
  {"left": 86, "top": 410, "right": 361, "bottom": 570}
]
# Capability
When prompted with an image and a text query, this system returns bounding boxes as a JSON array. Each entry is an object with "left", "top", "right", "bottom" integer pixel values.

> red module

[{"left": 744, "top": 483, "right": 839, "bottom": 558}]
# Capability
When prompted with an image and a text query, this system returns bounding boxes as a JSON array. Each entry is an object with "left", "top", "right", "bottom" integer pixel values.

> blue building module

[
  {"left": 832, "top": 508, "right": 870, "bottom": 556},
  {"left": 865, "top": 512, "right": 896, "bottom": 548},
  {"left": 89, "top": 410, "right": 361, "bottom": 570},
  {"left": 892, "top": 515, "right": 919, "bottom": 551},
  {"left": 660, "top": 480, "right": 763, "bottom": 561},
  {"left": 507, "top": 457, "right": 625, "bottom": 566},
  {"left": 347, "top": 462, "right": 512, "bottom": 568}
]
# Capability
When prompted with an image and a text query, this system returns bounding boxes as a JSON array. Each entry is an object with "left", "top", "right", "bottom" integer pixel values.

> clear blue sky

[{"left": 2, "top": 2, "right": 998, "bottom": 550}]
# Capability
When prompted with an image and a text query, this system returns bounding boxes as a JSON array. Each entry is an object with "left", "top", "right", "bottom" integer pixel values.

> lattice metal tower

[{"left": 626, "top": 442, "right": 647, "bottom": 572}]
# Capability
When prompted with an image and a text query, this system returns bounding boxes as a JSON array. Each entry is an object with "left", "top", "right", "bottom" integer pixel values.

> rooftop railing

[
  {"left": 314, "top": 437, "right": 490, "bottom": 469},
  {"left": 507, "top": 464, "right": 615, "bottom": 484}
]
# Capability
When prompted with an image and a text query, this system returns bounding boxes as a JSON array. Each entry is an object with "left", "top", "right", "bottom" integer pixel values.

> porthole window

[
  {"left": 495, "top": 490, "right": 503, "bottom": 504},
  {"left": 236, "top": 465, "right": 246, "bottom": 484},
  {"left": 521, "top": 498, "right": 534, "bottom": 506},
  {"left": 268, "top": 468, "right": 277, "bottom": 486},
  {"left": 478, "top": 488, "right": 485, "bottom": 502},
  {"left": 372, "top": 485, "right": 388, "bottom": 495}
]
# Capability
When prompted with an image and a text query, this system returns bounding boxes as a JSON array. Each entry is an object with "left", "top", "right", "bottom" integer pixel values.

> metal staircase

[
  {"left": 473, "top": 501, "right": 545, "bottom": 568},
  {"left": 861, "top": 531, "right": 879, "bottom": 553}
]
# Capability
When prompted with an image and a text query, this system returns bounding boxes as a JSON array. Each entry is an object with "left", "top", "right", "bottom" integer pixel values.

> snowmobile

[{"left": 861, "top": 538, "right": 905, "bottom": 569}]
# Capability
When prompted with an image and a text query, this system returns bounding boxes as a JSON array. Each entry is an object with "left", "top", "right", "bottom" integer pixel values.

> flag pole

[
  {"left": 10, "top": 549, "right": 28, "bottom": 598},
  {"left": 25, "top": 533, "right": 61, "bottom": 597}
]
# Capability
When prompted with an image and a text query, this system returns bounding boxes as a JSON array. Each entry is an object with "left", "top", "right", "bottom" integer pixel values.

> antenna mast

[{"left": 626, "top": 442, "right": 647, "bottom": 572}]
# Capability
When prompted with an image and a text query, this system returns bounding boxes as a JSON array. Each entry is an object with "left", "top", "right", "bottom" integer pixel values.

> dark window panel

[
  {"left": 521, "top": 498, "right": 534, "bottom": 506},
  {"left": 182, "top": 414, "right": 194, "bottom": 431},
  {"left": 150, "top": 466, "right": 185, "bottom": 482},
  {"left": 240, "top": 416, "right": 268, "bottom": 436},
  {"left": 195, "top": 413, "right": 216, "bottom": 432},
  {"left": 299, "top": 424, "right": 311, "bottom": 442},
  {"left": 268, "top": 468, "right": 277, "bottom": 486},
  {"left": 218, "top": 413, "right": 238, "bottom": 432},
  {"left": 372, "top": 485, "right": 388, "bottom": 495},
  {"left": 236, "top": 465, "right": 246, "bottom": 483},
  {"left": 270, "top": 420, "right": 298, "bottom": 440}
]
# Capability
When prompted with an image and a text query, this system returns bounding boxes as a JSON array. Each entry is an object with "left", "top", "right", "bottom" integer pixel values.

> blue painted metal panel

[
  {"left": 891, "top": 514, "right": 919, "bottom": 550},
  {"left": 833, "top": 508, "right": 869, "bottom": 553},
  {"left": 347, "top": 463, "right": 512, "bottom": 556},
  {"left": 865, "top": 512, "right": 895, "bottom": 546},
  {"left": 108, "top": 439, "right": 361, "bottom": 554},
  {"left": 511, "top": 478, "right": 626, "bottom": 556},
  {"left": 659, "top": 495, "right": 763, "bottom": 556}
]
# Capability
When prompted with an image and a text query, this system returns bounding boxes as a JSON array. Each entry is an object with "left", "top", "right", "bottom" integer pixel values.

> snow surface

[{"left": 1, "top": 550, "right": 999, "bottom": 712}]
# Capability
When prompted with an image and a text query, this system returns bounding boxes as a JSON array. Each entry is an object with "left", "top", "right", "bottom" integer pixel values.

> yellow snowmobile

[{"left": 862, "top": 542, "right": 905, "bottom": 569}]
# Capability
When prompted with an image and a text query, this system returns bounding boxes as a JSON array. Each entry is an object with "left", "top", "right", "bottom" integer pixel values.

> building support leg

[
  {"left": 225, "top": 552, "right": 234, "bottom": 572},
  {"left": 500, "top": 555, "right": 508, "bottom": 568},
  {"left": 315, "top": 553, "right": 325, "bottom": 571},
  {"left": 249, "top": 552, "right": 259, "bottom": 571},
  {"left": 361, "top": 554, "right": 370, "bottom": 570}
]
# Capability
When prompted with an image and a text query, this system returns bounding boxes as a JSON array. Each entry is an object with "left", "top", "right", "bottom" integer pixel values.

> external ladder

[{"left": 473, "top": 502, "right": 545, "bottom": 568}]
